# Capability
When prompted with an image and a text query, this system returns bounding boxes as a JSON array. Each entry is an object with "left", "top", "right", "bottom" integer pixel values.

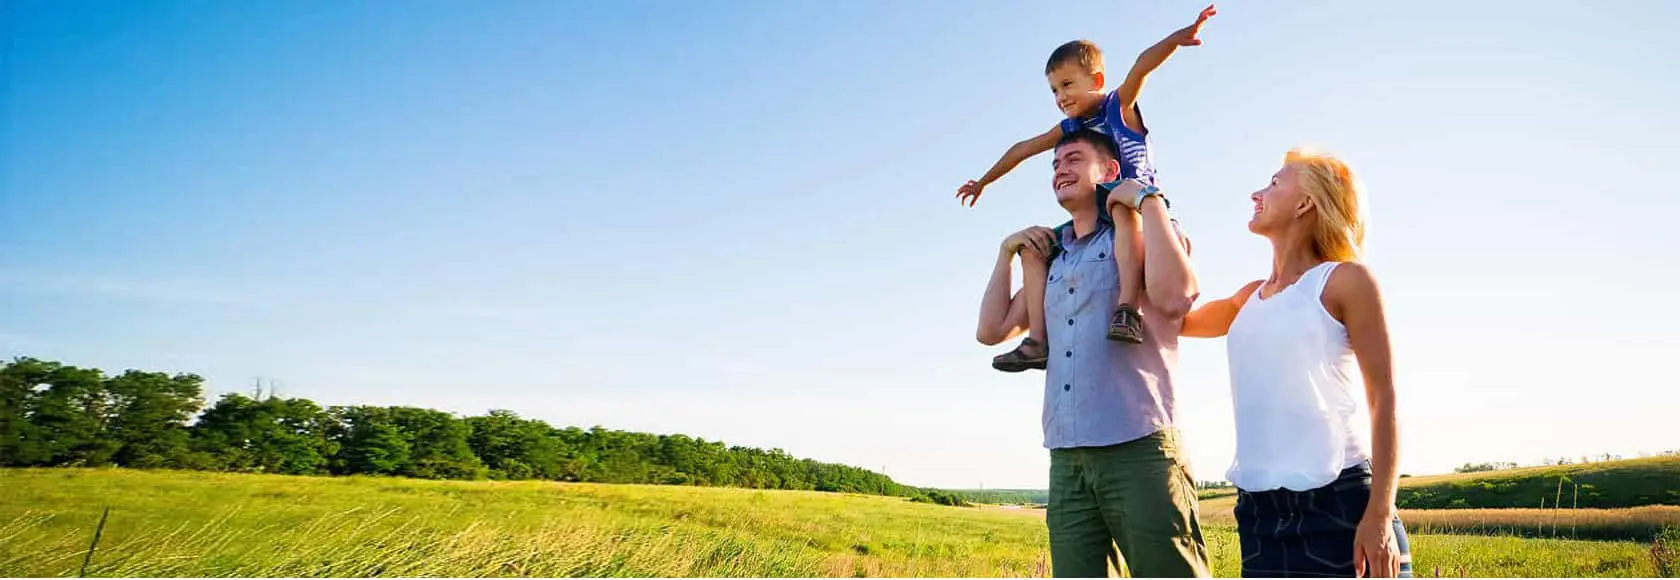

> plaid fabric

[{"left": 1235, "top": 464, "right": 1413, "bottom": 578}]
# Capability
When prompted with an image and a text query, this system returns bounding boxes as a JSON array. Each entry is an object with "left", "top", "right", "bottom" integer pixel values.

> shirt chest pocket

[
  {"left": 1080, "top": 249, "right": 1118, "bottom": 291},
  {"left": 1046, "top": 248, "right": 1117, "bottom": 310}
]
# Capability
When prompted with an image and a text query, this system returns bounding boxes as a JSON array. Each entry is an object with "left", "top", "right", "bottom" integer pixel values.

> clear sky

[{"left": 4, "top": 0, "right": 1678, "bottom": 489}]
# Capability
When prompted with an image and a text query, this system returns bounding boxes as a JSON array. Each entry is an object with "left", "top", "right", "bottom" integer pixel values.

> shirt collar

[{"left": 1059, "top": 217, "right": 1112, "bottom": 248}]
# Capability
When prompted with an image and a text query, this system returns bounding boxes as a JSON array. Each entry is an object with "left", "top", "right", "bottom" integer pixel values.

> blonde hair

[{"left": 1285, "top": 148, "right": 1367, "bottom": 262}]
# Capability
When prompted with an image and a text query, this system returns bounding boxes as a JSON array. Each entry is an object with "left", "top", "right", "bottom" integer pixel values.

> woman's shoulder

[
  {"left": 1323, "top": 261, "right": 1377, "bottom": 290},
  {"left": 1320, "top": 261, "right": 1382, "bottom": 320}
]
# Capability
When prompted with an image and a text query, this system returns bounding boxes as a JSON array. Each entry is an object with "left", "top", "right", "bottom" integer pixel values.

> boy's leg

[
  {"left": 1106, "top": 198, "right": 1146, "bottom": 343},
  {"left": 992, "top": 240, "right": 1051, "bottom": 372}
]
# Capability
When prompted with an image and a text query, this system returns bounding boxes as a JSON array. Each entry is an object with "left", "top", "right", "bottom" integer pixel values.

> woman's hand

[{"left": 1353, "top": 508, "right": 1400, "bottom": 577}]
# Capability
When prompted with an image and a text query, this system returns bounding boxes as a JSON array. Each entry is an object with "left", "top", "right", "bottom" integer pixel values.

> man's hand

[
  {"left": 1353, "top": 509, "right": 1400, "bottom": 578},
  {"left": 1167, "top": 5, "right": 1217, "bottom": 47},
  {"left": 1001, "top": 226, "right": 1057, "bottom": 261},
  {"left": 957, "top": 180, "right": 987, "bottom": 207}
]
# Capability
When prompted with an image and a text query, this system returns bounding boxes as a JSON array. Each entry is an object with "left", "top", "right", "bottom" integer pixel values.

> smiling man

[{"left": 975, "top": 129, "right": 1208, "bottom": 577}]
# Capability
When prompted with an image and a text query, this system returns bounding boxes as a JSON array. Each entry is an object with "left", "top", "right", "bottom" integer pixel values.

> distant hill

[
  {"left": 1396, "top": 456, "right": 1680, "bottom": 509},
  {"left": 943, "top": 489, "right": 1049, "bottom": 506},
  {"left": 1198, "top": 456, "right": 1680, "bottom": 516}
]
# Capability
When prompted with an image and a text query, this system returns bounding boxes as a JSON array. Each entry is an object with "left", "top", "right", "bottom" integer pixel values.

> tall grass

[
  {"left": 1198, "top": 502, "right": 1679, "bottom": 543},
  {"left": 0, "top": 468, "right": 1667, "bottom": 577},
  {"left": 1401, "top": 507, "right": 1680, "bottom": 542}
]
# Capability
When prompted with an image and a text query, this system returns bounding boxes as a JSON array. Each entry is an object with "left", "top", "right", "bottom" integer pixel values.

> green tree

[
  {"left": 103, "top": 370, "right": 205, "bottom": 468},
  {"left": 23, "top": 364, "right": 116, "bottom": 466},
  {"left": 387, "top": 406, "right": 485, "bottom": 480},
  {"left": 4, "top": 356, "right": 925, "bottom": 499},
  {"left": 466, "top": 410, "right": 561, "bottom": 480},
  {"left": 191, "top": 394, "right": 335, "bottom": 474},
  {"left": 0, "top": 357, "right": 56, "bottom": 466},
  {"left": 331, "top": 406, "right": 411, "bottom": 475}
]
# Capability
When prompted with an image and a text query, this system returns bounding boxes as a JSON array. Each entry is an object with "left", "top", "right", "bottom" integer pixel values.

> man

[{"left": 975, "top": 129, "right": 1209, "bottom": 577}]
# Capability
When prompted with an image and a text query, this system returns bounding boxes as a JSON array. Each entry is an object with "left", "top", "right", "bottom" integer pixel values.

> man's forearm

[
  {"left": 1138, "top": 196, "right": 1197, "bottom": 318},
  {"left": 976, "top": 249, "right": 1017, "bottom": 344}
]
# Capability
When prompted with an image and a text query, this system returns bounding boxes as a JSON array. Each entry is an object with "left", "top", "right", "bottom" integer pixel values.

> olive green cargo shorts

[{"left": 1047, "top": 429, "right": 1211, "bottom": 578}]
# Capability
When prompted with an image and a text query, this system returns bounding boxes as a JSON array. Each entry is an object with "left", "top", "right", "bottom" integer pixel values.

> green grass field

[
  {"left": 1, "top": 469, "right": 1670, "bottom": 577},
  {"left": 1397, "top": 456, "right": 1680, "bottom": 509}
]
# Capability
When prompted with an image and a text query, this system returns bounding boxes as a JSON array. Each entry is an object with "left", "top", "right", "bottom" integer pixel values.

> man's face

[{"left": 1051, "top": 140, "right": 1119, "bottom": 208}]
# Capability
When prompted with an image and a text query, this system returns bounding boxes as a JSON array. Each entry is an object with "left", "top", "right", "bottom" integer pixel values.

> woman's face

[{"left": 1249, "top": 163, "right": 1306, "bottom": 235}]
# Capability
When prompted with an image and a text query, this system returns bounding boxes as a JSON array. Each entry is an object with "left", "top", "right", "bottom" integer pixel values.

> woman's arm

[
  {"left": 1324, "top": 262, "right": 1401, "bottom": 577},
  {"left": 1180, "top": 279, "right": 1263, "bottom": 338}
]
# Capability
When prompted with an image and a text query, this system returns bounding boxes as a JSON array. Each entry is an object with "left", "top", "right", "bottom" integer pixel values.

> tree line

[{"left": 0, "top": 357, "right": 967, "bottom": 503}]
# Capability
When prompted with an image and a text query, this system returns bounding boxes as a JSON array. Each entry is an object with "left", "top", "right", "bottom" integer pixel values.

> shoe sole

[
  {"left": 1106, "top": 331, "right": 1144, "bottom": 344},
  {"left": 993, "top": 360, "right": 1048, "bottom": 373}
]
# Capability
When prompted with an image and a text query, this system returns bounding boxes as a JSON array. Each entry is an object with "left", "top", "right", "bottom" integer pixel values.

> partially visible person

[{"left": 1181, "top": 149, "right": 1411, "bottom": 578}]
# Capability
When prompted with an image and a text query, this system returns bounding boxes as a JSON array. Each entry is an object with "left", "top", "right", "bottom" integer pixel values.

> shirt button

[
  {"left": 1098, "top": 253, "right": 1106, "bottom": 259},
  {"left": 1064, "top": 384, "right": 1072, "bottom": 392},
  {"left": 1067, "top": 319, "right": 1074, "bottom": 326},
  {"left": 1067, "top": 288, "right": 1075, "bottom": 294},
  {"left": 1065, "top": 351, "right": 1072, "bottom": 357}
]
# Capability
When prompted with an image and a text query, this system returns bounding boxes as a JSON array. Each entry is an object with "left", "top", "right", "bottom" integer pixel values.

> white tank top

[{"left": 1225, "top": 261, "right": 1370, "bottom": 492}]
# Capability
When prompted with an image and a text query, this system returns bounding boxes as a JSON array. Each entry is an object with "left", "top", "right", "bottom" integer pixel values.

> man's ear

[{"left": 1105, "top": 158, "right": 1123, "bottom": 182}]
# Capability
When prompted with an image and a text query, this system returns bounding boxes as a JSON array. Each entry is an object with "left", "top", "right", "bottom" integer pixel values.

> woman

[{"left": 1182, "top": 149, "right": 1411, "bottom": 577}]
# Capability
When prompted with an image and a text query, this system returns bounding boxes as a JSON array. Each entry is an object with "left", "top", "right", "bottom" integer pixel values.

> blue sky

[{"left": 4, "top": 0, "right": 1678, "bottom": 489}]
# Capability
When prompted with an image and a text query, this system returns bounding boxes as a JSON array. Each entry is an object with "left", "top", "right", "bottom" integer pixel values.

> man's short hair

[
  {"left": 1046, "top": 40, "right": 1104, "bottom": 76},
  {"left": 1056, "top": 129, "right": 1118, "bottom": 161}
]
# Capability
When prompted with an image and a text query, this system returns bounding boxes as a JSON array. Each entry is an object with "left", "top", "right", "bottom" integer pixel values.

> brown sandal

[
  {"left": 993, "top": 337, "right": 1049, "bottom": 373},
  {"left": 1107, "top": 304, "right": 1144, "bottom": 344}
]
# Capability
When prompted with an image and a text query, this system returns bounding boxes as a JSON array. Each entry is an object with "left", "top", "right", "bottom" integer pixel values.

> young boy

[{"left": 958, "top": 5, "right": 1215, "bottom": 372}]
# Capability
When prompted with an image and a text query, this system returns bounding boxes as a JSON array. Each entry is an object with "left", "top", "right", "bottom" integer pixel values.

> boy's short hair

[
  {"left": 1046, "top": 40, "right": 1104, "bottom": 76},
  {"left": 1057, "top": 129, "right": 1117, "bottom": 161}
]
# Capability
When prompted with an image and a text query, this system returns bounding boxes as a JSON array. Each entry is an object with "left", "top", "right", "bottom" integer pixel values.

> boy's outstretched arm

[
  {"left": 957, "top": 124, "right": 1064, "bottom": 207},
  {"left": 1114, "top": 5, "right": 1216, "bottom": 129}
]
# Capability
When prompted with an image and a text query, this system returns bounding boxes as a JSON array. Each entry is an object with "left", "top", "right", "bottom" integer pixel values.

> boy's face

[{"left": 1046, "top": 64, "right": 1106, "bottom": 118}]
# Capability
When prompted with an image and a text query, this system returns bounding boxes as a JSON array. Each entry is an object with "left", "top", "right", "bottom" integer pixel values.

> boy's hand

[
  {"left": 1103, "top": 179, "right": 1149, "bottom": 210},
  {"left": 1168, "top": 4, "right": 1217, "bottom": 46},
  {"left": 1002, "top": 226, "right": 1057, "bottom": 260},
  {"left": 957, "top": 180, "right": 986, "bottom": 207}
]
